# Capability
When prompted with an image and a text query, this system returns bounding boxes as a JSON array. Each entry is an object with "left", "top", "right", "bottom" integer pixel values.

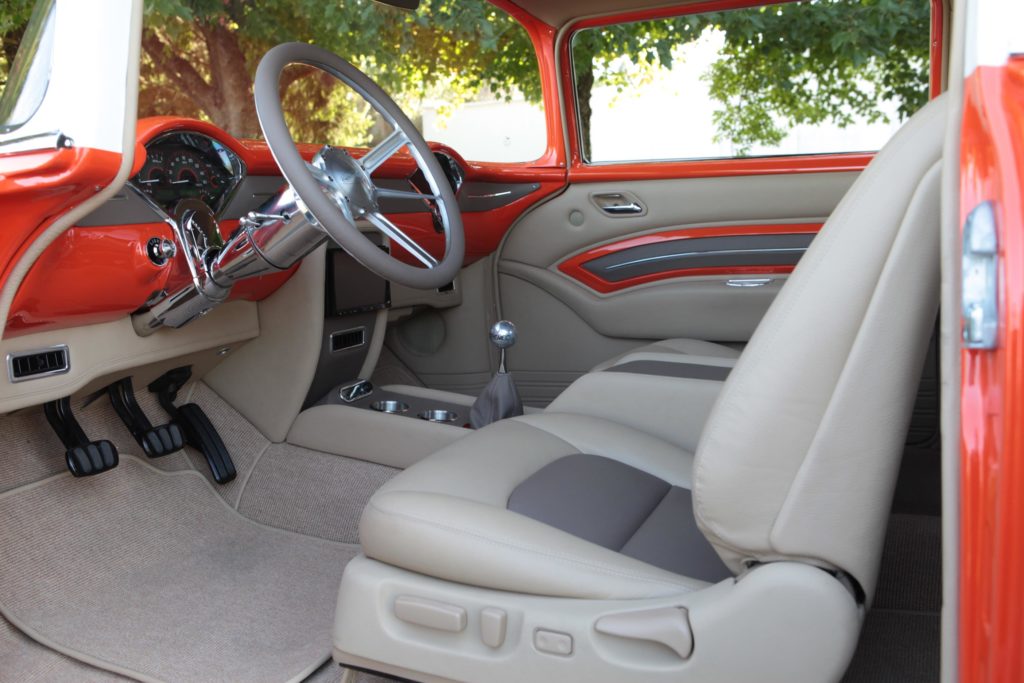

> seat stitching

[{"left": 366, "top": 498, "right": 700, "bottom": 592}]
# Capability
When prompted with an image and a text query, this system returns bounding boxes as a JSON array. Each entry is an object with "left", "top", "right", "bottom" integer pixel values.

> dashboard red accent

[
  {"left": 557, "top": 223, "right": 823, "bottom": 293},
  {"left": 6, "top": 222, "right": 174, "bottom": 337},
  {"left": 0, "top": 147, "right": 122, "bottom": 300}
]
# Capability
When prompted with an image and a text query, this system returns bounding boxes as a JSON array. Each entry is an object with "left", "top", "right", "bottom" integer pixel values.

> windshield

[{"left": 137, "top": 0, "right": 546, "bottom": 161}]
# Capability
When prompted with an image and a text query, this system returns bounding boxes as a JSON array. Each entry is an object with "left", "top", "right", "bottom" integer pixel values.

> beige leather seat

[
  {"left": 591, "top": 337, "right": 740, "bottom": 372},
  {"left": 333, "top": 94, "right": 947, "bottom": 683}
]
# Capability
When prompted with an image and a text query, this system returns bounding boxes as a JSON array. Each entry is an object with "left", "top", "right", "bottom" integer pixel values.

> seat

[
  {"left": 333, "top": 94, "right": 947, "bottom": 683},
  {"left": 590, "top": 337, "right": 740, "bottom": 372}
]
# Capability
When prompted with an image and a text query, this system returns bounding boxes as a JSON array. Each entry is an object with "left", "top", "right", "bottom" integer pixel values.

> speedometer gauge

[{"left": 130, "top": 132, "right": 245, "bottom": 215}]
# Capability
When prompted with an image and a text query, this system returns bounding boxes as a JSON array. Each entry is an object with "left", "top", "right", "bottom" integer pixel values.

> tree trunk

[
  {"left": 575, "top": 62, "right": 594, "bottom": 161},
  {"left": 141, "top": 24, "right": 259, "bottom": 139}
]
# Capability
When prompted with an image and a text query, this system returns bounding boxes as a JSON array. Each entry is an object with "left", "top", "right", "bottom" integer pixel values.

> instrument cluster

[{"left": 131, "top": 132, "right": 245, "bottom": 214}]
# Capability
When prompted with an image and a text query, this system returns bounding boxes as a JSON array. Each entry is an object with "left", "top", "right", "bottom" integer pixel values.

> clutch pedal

[
  {"left": 108, "top": 377, "right": 185, "bottom": 458},
  {"left": 44, "top": 397, "right": 119, "bottom": 477},
  {"left": 149, "top": 367, "right": 237, "bottom": 484}
]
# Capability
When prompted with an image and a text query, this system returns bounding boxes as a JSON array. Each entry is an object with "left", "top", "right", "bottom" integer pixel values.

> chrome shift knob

[
  {"left": 489, "top": 320, "right": 517, "bottom": 350},
  {"left": 489, "top": 321, "right": 517, "bottom": 373}
]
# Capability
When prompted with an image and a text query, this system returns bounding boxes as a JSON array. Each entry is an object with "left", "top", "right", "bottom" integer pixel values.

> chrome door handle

[
  {"left": 602, "top": 202, "right": 644, "bottom": 215},
  {"left": 591, "top": 192, "right": 646, "bottom": 216},
  {"left": 726, "top": 278, "right": 774, "bottom": 288}
]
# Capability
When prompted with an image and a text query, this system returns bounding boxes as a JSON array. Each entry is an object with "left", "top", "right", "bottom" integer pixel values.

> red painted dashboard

[{"left": 4, "top": 117, "right": 564, "bottom": 338}]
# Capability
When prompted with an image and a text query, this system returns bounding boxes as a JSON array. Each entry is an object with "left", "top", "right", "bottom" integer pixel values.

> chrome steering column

[{"left": 132, "top": 182, "right": 327, "bottom": 336}]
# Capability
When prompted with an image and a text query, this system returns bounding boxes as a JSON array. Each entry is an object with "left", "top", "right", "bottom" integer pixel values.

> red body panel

[
  {"left": 959, "top": 59, "right": 1024, "bottom": 683},
  {"left": 557, "top": 223, "right": 822, "bottom": 293},
  {"left": 6, "top": 222, "right": 174, "bottom": 336},
  {"left": 0, "top": 147, "right": 122, "bottom": 296}
]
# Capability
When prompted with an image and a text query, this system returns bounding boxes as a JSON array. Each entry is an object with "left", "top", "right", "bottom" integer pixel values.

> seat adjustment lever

[
  {"left": 44, "top": 397, "right": 119, "bottom": 477},
  {"left": 595, "top": 606, "right": 694, "bottom": 660},
  {"left": 108, "top": 377, "right": 184, "bottom": 458},
  {"left": 149, "top": 367, "right": 236, "bottom": 484}
]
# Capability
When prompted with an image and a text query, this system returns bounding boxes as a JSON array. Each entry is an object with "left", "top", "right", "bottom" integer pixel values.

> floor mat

[
  {"left": 0, "top": 456, "right": 358, "bottom": 683},
  {"left": 842, "top": 514, "right": 941, "bottom": 682}
]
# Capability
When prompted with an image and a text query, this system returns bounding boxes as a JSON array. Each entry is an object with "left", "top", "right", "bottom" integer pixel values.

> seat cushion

[
  {"left": 508, "top": 453, "right": 730, "bottom": 581},
  {"left": 359, "top": 413, "right": 726, "bottom": 600},
  {"left": 591, "top": 337, "right": 741, "bottom": 372}
]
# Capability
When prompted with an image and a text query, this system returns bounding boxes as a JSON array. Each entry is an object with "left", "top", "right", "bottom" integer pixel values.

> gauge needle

[
  {"left": 170, "top": 179, "right": 191, "bottom": 185},
  {"left": 138, "top": 179, "right": 160, "bottom": 185}
]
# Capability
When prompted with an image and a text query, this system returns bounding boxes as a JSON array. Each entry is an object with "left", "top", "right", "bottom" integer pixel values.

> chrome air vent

[{"left": 7, "top": 345, "right": 70, "bottom": 382}]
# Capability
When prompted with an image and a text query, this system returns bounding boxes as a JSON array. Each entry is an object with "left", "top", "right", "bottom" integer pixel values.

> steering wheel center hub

[{"left": 312, "top": 146, "right": 379, "bottom": 220}]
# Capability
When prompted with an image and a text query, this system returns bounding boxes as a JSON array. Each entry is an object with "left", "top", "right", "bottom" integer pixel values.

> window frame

[{"left": 559, "top": 0, "right": 944, "bottom": 180}]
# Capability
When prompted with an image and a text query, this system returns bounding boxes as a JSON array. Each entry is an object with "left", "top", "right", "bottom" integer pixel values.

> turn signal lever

[{"left": 470, "top": 320, "right": 524, "bottom": 429}]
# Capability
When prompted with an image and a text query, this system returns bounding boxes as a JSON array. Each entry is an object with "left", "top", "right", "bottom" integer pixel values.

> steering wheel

[{"left": 254, "top": 43, "right": 465, "bottom": 289}]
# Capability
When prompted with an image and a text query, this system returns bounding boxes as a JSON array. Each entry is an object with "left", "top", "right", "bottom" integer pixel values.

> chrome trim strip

[
  {"left": 603, "top": 247, "right": 808, "bottom": 272},
  {"left": 6, "top": 344, "right": 70, "bottom": 383},
  {"left": 0, "top": 129, "right": 73, "bottom": 154}
]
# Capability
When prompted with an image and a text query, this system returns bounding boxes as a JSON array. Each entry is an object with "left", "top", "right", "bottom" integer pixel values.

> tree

[
  {"left": 570, "top": 0, "right": 930, "bottom": 157},
  {"left": 0, "top": 0, "right": 930, "bottom": 154}
]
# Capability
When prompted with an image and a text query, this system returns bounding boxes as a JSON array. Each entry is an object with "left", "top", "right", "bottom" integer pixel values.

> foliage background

[{"left": 0, "top": 0, "right": 930, "bottom": 155}]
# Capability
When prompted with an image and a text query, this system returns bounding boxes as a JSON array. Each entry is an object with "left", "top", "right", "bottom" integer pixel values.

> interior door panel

[{"left": 497, "top": 171, "right": 860, "bottom": 405}]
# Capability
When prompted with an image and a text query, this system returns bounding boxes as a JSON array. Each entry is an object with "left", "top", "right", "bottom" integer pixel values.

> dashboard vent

[
  {"left": 330, "top": 328, "right": 366, "bottom": 353},
  {"left": 7, "top": 345, "right": 70, "bottom": 382}
]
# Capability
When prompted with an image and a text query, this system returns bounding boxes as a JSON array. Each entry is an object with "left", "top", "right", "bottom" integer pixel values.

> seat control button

[
  {"left": 534, "top": 629, "right": 573, "bottom": 656},
  {"left": 480, "top": 607, "right": 507, "bottom": 648},
  {"left": 394, "top": 596, "right": 467, "bottom": 633}
]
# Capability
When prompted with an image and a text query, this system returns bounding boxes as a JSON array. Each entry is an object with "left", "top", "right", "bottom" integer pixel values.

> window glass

[
  {"left": 135, "top": 0, "right": 545, "bottom": 162},
  {"left": 571, "top": 0, "right": 931, "bottom": 162},
  {"left": 0, "top": 0, "right": 56, "bottom": 134}
]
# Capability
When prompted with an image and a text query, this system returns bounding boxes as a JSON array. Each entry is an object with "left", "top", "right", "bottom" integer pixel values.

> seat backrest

[{"left": 693, "top": 94, "right": 948, "bottom": 601}]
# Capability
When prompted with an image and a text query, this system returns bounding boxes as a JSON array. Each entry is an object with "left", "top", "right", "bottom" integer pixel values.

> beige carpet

[{"left": 0, "top": 456, "right": 358, "bottom": 683}]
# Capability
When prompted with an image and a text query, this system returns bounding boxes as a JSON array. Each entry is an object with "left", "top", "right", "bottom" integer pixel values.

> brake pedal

[
  {"left": 108, "top": 377, "right": 185, "bottom": 458},
  {"left": 149, "top": 367, "right": 237, "bottom": 484},
  {"left": 44, "top": 397, "right": 119, "bottom": 477}
]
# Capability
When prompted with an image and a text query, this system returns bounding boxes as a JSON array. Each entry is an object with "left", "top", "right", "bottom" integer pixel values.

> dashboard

[
  {"left": 5, "top": 117, "right": 554, "bottom": 341},
  {"left": 132, "top": 132, "right": 245, "bottom": 214}
]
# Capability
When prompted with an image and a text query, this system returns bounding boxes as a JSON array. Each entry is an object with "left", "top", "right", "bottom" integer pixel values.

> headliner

[{"left": 507, "top": 0, "right": 695, "bottom": 27}]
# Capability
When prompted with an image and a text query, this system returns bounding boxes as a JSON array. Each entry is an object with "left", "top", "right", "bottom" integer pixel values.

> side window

[
  {"left": 138, "top": 0, "right": 546, "bottom": 163},
  {"left": 571, "top": 0, "right": 931, "bottom": 163}
]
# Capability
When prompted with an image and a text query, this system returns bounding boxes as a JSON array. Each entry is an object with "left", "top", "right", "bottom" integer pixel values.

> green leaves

[{"left": 573, "top": 0, "right": 930, "bottom": 155}]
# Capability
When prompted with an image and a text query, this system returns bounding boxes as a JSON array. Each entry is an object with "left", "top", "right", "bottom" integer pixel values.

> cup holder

[
  {"left": 417, "top": 409, "right": 459, "bottom": 423},
  {"left": 371, "top": 400, "right": 409, "bottom": 414}
]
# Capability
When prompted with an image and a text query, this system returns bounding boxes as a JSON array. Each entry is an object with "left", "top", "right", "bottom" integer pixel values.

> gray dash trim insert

[{"left": 605, "top": 361, "right": 731, "bottom": 381}]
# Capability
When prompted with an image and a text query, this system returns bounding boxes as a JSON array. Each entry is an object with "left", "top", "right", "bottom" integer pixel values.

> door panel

[{"left": 497, "top": 171, "right": 859, "bottom": 404}]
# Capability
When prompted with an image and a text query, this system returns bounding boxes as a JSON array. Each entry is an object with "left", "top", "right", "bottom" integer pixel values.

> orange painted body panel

[
  {"left": 959, "top": 59, "right": 1024, "bottom": 683},
  {"left": 557, "top": 223, "right": 822, "bottom": 293},
  {"left": 6, "top": 222, "right": 174, "bottom": 337},
  {"left": 0, "top": 147, "right": 122, "bottom": 296}
]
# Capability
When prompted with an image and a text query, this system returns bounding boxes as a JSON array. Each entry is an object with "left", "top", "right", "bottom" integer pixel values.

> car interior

[{"left": 0, "top": 0, "right": 956, "bottom": 681}]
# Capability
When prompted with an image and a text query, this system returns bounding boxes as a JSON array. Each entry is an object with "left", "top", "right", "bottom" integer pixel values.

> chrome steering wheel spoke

[
  {"left": 360, "top": 128, "right": 408, "bottom": 173},
  {"left": 364, "top": 211, "right": 439, "bottom": 268}
]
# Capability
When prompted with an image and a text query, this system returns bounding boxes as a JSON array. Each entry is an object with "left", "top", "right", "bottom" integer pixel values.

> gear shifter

[
  {"left": 490, "top": 320, "right": 517, "bottom": 373},
  {"left": 470, "top": 321, "right": 524, "bottom": 429}
]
